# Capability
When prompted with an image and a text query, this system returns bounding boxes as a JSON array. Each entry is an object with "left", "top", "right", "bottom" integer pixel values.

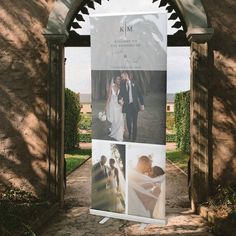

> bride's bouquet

[{"left": 98, "top": 111, "right": 106, "bottom": 122}]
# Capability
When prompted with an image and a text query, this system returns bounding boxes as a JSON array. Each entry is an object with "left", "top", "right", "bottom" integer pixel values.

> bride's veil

[
  {"left": 106, "top": 73, "right": 116, "bottom": 95},
  {"left": 105, "top": 77, "right": 114, "bottom": 123},
  {"left": 114, "top": 158, "right": 126, "bottom": 210}
]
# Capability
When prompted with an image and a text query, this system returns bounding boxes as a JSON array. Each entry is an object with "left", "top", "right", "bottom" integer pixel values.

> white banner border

[{"left": 90, "top": 209, "right": 167, "bottom": 225}]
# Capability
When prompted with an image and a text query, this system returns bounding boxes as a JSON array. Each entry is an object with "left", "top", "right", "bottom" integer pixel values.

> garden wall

[
  {"left": 202, "top": 0, "right": 236, "bottom": 188},
  {"left": 0, "top": 0, "right": 235, "bottom": 200},
  {"left": 0, "top": 1, "right": 56, "bottom": 198}
]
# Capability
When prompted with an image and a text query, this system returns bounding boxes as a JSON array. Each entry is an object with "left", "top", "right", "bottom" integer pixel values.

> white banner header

[{"left": 90, "top": 13, "right": 167, "bottom": 71}]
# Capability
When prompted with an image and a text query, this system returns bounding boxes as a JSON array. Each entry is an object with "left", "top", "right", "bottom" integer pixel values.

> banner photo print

[{"left": 90, "top": 12, "right": 167, "bottom": 225}]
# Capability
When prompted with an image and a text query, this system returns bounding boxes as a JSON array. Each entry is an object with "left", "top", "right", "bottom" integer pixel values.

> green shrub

[
  {"left": 79, "top": 114, "right": 92, "bottom": 130},
  {"left": 174, "top": 91, "right": 190, "bottom": 153},
  {"left": 64, "top": 88, "right": 80, "bottom": 152},
  {"left": 166, "top": 134, "right": 176, "bottom": 142},
  {"left": 80, "top": 133, "right": 91, "bottom": 143},
  {"left": 0, "top": 188, "right": 50, "bottom": 236},
  {"left": 166, "top": 112, "right": 175, "bottom": 131}
]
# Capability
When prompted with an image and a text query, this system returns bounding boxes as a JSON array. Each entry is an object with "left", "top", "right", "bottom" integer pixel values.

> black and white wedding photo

[
  {"left": 92, "top": 70, "right": 166, "bottom": 145},
  {"left": 91, "top": 141, "right": 126, "bottom": 213},
  {"left": 127, "top": 143, "right": 166, "bottom": 219}
]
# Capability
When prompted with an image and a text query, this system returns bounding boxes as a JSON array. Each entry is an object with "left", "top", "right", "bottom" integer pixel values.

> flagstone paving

[{"left": 41, "top": 159, "right": 213, "bottom": 236}]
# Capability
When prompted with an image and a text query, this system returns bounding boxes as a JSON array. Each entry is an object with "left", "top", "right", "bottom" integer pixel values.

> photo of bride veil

[
  {"left": 127, "top": 145, "right": 166, "bottom": 219},
  {"left": 128, "top": 161, "right": 165, "bottom": 218},
  {"left": 105, "top": 77, "right": 115, "bottom": 123},
  {"left": 105, "top": 76, "right": 124, "bottom": 142},
  {"left": 109, "top": 144, "right": 126, "bottom": 213}
]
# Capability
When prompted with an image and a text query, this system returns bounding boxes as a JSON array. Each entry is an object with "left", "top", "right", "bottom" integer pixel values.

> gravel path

[{"left": 41, "top": 159, "right": 213, "bottom": 236}]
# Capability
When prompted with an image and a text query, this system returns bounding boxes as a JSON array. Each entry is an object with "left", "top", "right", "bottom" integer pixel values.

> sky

[{"left": 65, "top": 0, "right": 190, "bottom": 94}]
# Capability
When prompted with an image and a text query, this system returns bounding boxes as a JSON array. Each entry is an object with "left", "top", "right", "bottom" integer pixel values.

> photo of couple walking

[
  {"left": 105, "top": 71, "right": 144, "bottom": 142},
  {"left": 92, "top": 70, "right": 166, "bottom": 145},
  {"left": 91, "top": 143, "right": 126, "bottom": 213}
]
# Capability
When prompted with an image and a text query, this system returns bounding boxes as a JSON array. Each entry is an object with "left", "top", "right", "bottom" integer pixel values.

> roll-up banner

[{"left": 90, "top": 12, "right": 167, "bottom": 225}]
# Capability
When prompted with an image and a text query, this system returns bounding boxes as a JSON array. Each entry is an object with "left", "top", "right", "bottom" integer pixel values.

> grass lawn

[
  {"left": 166, "top": 149, "right": 189, "bottom": 173},
  {"left": 65, "top": 149, "right": 91, "bottom": 175}
]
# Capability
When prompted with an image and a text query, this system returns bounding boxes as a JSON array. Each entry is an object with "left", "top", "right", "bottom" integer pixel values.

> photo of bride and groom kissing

[
  {"left": 92, "top": 70, "right": 166, "bottom": 145},
  {"left": 91, "top": 142, "right": 166, "bottom": 219}
]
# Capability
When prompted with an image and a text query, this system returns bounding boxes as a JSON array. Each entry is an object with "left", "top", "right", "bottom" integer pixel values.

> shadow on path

[{"left": 41, "top": 159, "right": 213, "bottom": 236}]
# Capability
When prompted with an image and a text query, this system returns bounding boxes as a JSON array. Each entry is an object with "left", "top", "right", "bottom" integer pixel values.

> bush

[
  {"left": 174, "top": 91, "right": 190, "bottom": 153},
  {"left": 207, "top": 184, "right": 236, "bottom": 224},
  {"left": 166, "top": 112, "right": 175, "bottom": 131},
  {"left": 0, "top": 187, "right": 50, "bottom": 236},
  {"left": 79, "top": 114, "right": 92, "bottom": 130},
  {"left": 64, "top": 88, "right": 80, "bottom": 152},
  {"left": 80, "top": 133, "right": 91, "bottom": 143},
  {"left": 166, "top": 134, "right": 176, "bottom": 142}
]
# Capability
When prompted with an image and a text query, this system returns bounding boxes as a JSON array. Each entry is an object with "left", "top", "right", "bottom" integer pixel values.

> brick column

[{"left": 190, "top": 42, "right": 212, "bottom": 211}]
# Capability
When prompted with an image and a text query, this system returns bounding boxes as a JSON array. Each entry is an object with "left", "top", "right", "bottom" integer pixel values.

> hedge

[
  {"left": 166, "top": 134, "right": 176, "bottom": 142},
  {"left": 80, "top": 133, "right": 91, "bottom": 143},
  {"left": 79, "top": 114, "right": 92, "bottom": 130},
  {"left": 174, "top": 91, "right": 190, "bottom": 153},
  {"left": 64, "top": 88, "right": 81, "bottom": 152},
  {"left": 166, "top": 112, "right": 175, "bottom": 131}
]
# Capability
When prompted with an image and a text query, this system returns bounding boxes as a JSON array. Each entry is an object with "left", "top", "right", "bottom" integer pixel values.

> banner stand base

[
  {"left": 90, "top": 209, "right": 167, "bottom": 226},
  {"left": 97, "top": 216, "right": 157, "bottom": 231},
  {"left": 139, "top": 223, "right": 148, "bottom": 230},
  {"left": 99, "top": 217, "right": 110, "bottom": 224}
]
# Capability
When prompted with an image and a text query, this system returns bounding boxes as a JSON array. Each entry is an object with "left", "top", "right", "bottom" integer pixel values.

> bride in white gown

[
  {"left": 107, "top": 158, "right": 124, "bottom": 213},
  {"left": 105, "top": 75, "right": 124, "bottom": 141}
]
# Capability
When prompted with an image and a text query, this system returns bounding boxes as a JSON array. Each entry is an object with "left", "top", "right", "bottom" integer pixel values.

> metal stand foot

[
  {"left": 139, "top": 223, "right": 148, "bottom": 230},
  {"left": 99, "top": 217, "right": 110, "bottom": 224}
]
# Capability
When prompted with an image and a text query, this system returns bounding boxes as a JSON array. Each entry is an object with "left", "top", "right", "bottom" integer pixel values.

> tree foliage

[
  {"left": 174, "top": 91, "right": 190, "bottom": 153},
  {"left": 64, "top": 88, "right": 80, "bottom": 152},
  {"left": 92, "top": 70, "right": 166, "bottom": 100}
]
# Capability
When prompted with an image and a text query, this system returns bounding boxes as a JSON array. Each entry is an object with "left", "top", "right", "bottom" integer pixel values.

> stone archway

[
  {"left": 44, "top": 0, "right": 214, "bottom": 209},
  {"left": 44, "top": 0, "right": 213, "bottom": 42}
]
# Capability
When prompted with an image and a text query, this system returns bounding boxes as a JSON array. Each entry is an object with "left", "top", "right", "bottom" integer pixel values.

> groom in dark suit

[
  {"left": 119, "top": 71, "right": 144, "bottom": 142},
  {"left": 92, "top": 155, "right": 108, "bottom": 210}
]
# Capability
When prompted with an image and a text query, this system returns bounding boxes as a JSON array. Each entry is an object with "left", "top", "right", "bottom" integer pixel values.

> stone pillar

[
  {"left": 190, "top": 42, "right": 212, "bottom": 211},
  {"left": 202, "top": 0, "right": 236, "bottom": 190},
  {"left": 44, "top": 36, "right": 65, "bottom": 206}
]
